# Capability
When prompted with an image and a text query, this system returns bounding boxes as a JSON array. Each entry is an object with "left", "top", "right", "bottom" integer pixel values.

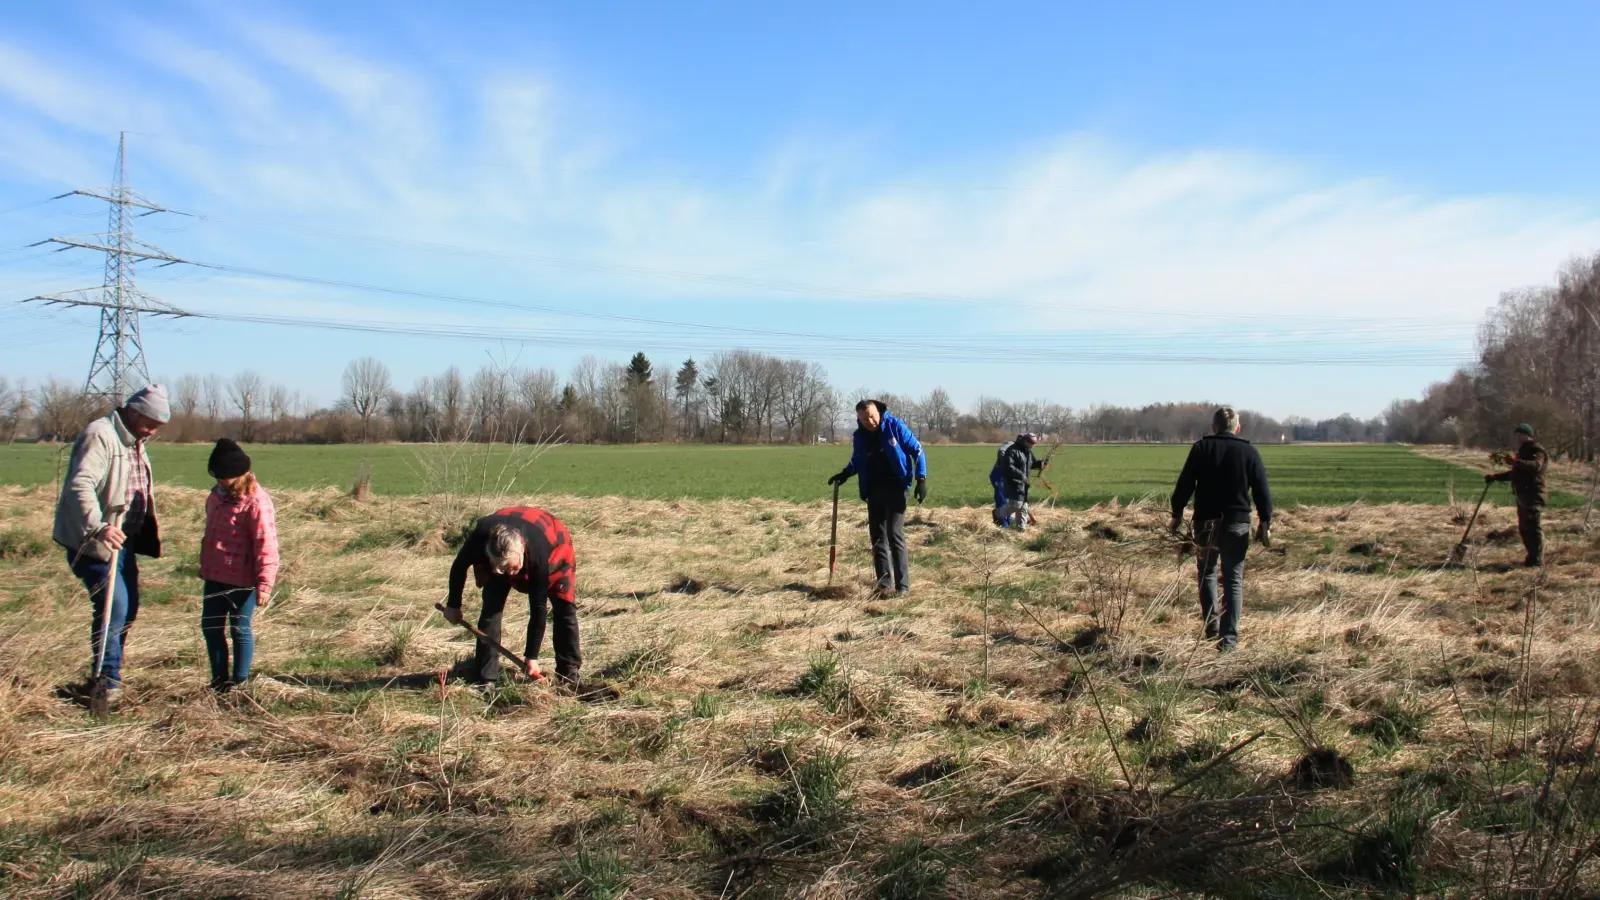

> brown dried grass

[{"left": 1, "top": 483, "right": 1598, "bottom": 896}]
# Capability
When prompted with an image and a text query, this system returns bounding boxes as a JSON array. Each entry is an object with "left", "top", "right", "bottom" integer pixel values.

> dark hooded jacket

[
  {"left": 1170, "top": 432, "right": 1273, "bottom": 527},
  {"left": 990, "top": 435, "right": 1044, "bottom": 501}
]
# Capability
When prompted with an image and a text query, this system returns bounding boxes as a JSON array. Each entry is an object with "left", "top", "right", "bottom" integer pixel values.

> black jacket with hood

[
  {"left": 990, "top": 435, "right": 1045, "bottom": 500},
  {"left": 1170, "top": 432, "right": 1272, "bottom": 527}
]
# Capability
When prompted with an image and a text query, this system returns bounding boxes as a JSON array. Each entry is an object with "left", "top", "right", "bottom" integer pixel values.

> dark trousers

[
  {"left": 68, "top": 548, "right": 140, "bottom": 686},
  {"left": 866, "top": 490, "right": 909, "bottom": 592},
  {"left": 1518, "top": 503, "right": 1544, "bottom": 565},
  {"left": 1197, "top": 521, "right": 1250, "bottom": 646},
  {"left": 475, "top": 579, "right": 582, "bottom": 681},
  {"left": 201, "top": 581, "right": 258, "bottom": 687}
]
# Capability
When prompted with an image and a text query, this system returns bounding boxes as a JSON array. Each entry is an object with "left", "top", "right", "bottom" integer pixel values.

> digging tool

[
  {"left": 1452, "top": 480, "right": 1493, "bottom": 562},
  {"left": 433, "top": 603, "right": 546, "bottom": 682},
  {"left": 827, "top": 483, "right": 840, "bottom": 586},
  {"left": 89, "top": 510, "right": 124, "bottom": 721}
]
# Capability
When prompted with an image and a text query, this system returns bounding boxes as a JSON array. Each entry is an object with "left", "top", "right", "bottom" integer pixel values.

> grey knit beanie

[{"left": 123, "top": 384, "right": 172, "bottom": 424}]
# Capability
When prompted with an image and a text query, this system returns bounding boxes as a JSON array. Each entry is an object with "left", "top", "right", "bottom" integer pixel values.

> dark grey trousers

[
  {"left": 866, "top": 490, "right": 909, "bottom": 592},
  {"left": 1197, "top": 521, "right": 1251, "bottom": 646},
  {"left": 1517, "top": 503, "right": 1544, "bottom": 565}
]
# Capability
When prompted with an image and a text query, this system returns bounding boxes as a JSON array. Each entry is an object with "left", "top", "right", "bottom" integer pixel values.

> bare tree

[
  {"left": 5, "top": 379, "right": 31, "bottom": 443},
  {"left": 173, "top": 375, "right": 202, "bottom": 440},
  {"left": 203, "top": 375, "right": 226, "bottom": 427},
  {"left": 34, "top": 379, "right": 99, "bottom": 441},
  {"left": 468, "top": 363, "right": 513, "bottom": 442},
  {"left": 229, "top": 371, "right": 265, "bottom": 441},
  {"left": 0, "top": 378, "right": 16, "bottom": 443},
  {"left": 267, "top": 384, "right": 292, "bottom": 442},
  {"left": 431, "top": 366, "right": 465, "bottom": 442},
  {"left": 974, "top": 395, "right": 1011, "bottom": 430},
  {"left": 342, "top": 357, "right": 392, "bottom": 442},
  {"left": 518, "top": 367, "right": 561, "bottom": 442},
  {"left": 920, "top": 387, "right": 957, "bottom": 437}
]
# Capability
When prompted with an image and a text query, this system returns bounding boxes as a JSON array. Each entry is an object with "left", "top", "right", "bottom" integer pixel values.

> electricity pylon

[{"left": 24, "top": 132, "right": 192, "bottom": 403}]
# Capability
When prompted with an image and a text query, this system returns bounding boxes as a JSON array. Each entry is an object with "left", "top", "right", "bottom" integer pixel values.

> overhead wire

[{"left": 10, "top": 185, "right": 1482, "bottom": 367}]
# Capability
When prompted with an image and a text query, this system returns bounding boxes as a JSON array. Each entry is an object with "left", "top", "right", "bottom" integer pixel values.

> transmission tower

[{"left": 23, "top": 132, "right": 192, "bottom": 403}]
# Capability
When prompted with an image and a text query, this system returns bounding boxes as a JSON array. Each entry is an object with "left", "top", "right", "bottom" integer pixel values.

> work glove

[
  {"left": 827, "top": 470, "right": 850, "bottom": 487},
  {"left": 1169, "top": 516, "right": 1182, "bottom": 535},
  {"left": 914, "top": 478, "right": 928, "bottom": 503},
  {"left": 1255, "top": 523, "right": 1272, "bottom": 548}
]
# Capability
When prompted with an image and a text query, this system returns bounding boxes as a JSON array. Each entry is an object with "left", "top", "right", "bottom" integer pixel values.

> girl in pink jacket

[{"left": 198, "top": 439, "right": 279, "bottom": 692}]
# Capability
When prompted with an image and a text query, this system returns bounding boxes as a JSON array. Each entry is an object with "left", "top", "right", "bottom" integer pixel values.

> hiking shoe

[{"left": 1217, "top": 641, "right": 1238, "bottom": 654}]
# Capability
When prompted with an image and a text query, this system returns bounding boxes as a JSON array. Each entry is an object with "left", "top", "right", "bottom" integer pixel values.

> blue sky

[{"left": 2, "top": 1, "right": 1598, "bottom": 419}]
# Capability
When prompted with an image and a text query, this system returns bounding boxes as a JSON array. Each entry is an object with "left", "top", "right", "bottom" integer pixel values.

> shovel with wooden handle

[
  {"left": 90, "top": 510, "right": 125, "bottom": 720},
  {"left": 1452, "top": 480, "right": 1493, "bottom": 563},
  {"left": 434, "top": 603, "right": 546, "bottom": 682}
]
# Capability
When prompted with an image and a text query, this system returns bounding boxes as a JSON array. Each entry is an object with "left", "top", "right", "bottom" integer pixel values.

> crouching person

[
  {"left": 198, "top": 440, "right": 279, "bottom": 692},
  {"left": 442, "top": 507, "right": 580, "bottom": 686}
]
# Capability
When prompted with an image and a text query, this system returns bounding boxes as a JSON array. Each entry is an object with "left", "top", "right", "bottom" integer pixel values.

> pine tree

[{"left": 675, "top": 359, "right": 699, "bottom": 439}]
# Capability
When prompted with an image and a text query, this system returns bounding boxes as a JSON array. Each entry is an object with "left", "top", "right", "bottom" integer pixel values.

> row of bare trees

[
  {"left": 1385, "top": 251, "right": 1600, "bottom": 457},
  {"left": 11, "top": 348, "right": 1395, "bottom": 447}
]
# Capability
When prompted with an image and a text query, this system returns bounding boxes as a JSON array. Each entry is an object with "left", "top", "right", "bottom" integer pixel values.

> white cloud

[{"left": 1, "top": 12, "right": 1598, "bottom": 383}]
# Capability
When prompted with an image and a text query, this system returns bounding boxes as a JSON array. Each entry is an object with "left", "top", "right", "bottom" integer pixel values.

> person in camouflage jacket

[{"left": 1487, "top": 423, "right": 1549, "bottom": 567}]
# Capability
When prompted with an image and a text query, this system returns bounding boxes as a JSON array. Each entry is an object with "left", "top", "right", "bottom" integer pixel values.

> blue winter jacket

[{"left": 840, "top": 414, "right": 926, "bottom": 499}]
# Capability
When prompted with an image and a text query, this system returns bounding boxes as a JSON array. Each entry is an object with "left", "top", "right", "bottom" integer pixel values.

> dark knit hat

[
  {"left": 208, "top": 439, "right": 251, "bottom": 479},
  {"left": 1515, "top": 423, "right": 1535, "bottom": 437}
]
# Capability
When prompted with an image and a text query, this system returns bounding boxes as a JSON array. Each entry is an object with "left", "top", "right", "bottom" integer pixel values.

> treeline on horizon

[
  {"left": 0, "top": 350, "right": 1382, "bottom": 447},
  {"left": 4, "top": 247, "right": 1593, "bottom": 452},
  {"left": 1385, "top": 250, "right": 1600, "bottom": 460}
]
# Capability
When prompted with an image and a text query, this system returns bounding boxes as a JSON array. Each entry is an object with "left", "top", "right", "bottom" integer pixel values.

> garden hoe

[
  {"left": 434, "top": 603, "right": 546, "bottom": 683},
  {"left": 89, "top": 510, "right": 124, "bottom": 721},
  {"left": 828, "top": 482, "right": 840, "bottom": 586},
  {"left": 1451, "top": 480, "right": 1493, "bottom": 563}
]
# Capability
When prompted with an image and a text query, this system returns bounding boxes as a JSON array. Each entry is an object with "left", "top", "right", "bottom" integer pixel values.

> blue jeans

[
  {"left": 68, "top": 548, "right": 140, "bottom": 687},
  {"left": 201, "top": 581, "right": 258, "bottom": 687},
  {"left": 992, "top": 477, "right": 1027, "bottom": 529},
  {"left": 1197, "top": 521, "right": 1250, "bottom": 646}
]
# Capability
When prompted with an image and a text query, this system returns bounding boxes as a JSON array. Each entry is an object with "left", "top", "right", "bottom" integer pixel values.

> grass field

[
  {"left": 0, "top": 442, "right": 1571, "bottom": 508},
  {"left": 1, "top": 483, "right": 1598, "bottom": 897}
]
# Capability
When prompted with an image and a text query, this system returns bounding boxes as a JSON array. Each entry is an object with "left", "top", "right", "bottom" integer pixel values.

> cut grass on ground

[{"left": 1, "top": 483, "right": 1598, "bottom": 896}]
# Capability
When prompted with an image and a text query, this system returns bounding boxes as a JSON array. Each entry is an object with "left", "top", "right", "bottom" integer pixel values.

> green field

[{"left": 0, "top": 442, "right": 1557, "bottom": 508}]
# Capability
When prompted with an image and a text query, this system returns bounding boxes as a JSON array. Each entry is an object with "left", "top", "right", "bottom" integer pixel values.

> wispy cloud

[{"left": 1, "top": 10, "right": 1598, "bottom": 368}]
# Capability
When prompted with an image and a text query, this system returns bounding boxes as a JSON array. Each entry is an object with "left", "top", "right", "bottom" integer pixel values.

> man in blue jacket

[{"left": 828, "top": 399, "right": 927, "bottom": 596}]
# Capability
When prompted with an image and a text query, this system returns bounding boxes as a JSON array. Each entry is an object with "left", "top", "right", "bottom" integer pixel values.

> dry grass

[{"left": 2, "top": 484, "right": 1599, "bottom": 898}]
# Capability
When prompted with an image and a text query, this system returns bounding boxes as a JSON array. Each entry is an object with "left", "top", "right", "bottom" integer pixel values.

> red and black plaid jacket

[{"left": 446, "top": 506, "right": 575, "bottom": 607}]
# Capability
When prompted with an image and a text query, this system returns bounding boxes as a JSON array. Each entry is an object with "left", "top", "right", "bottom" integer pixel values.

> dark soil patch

[
  {"left": 895, "top": 757, "right": 963, "bottom": 788},
  {"left": 1290, "top": 748, "right": 1354, "bottom": 790},
  {"left": 1085, "top": 521, "right": 1123, "bottom": 542}
]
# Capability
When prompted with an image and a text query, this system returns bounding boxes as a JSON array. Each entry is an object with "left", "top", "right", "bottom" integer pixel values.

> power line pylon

[{"left": 23, "top": 132, "right": 192, "bottom": 403}]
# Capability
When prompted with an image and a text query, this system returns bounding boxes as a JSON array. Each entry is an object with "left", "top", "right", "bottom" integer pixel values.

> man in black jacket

[
  {"left": 990, "top": 433, "right": 1047, "bottom": 531},
  {"left": 1170, "top": 407, "right": 1273, "bottom": 651}
]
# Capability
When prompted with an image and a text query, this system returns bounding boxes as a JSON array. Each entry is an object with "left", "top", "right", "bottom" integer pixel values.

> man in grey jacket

[{"left": 54, "top": 385, "right": 170, "bottom": 693}]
